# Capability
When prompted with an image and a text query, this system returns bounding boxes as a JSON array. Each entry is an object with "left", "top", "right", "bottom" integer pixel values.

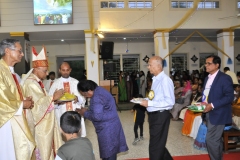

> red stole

[
  {"left": 50, "top": 80, "right": 54, "bottom": 87},
  {"left": 38, "top": 81, "right": 46, "bottom": 96},
  {"left": 12, "top": 74, "right": 25, "bottom": 114},
  {"left": 12, "top": 74, "right": 24, "bottom": 101},
  {"left": 63, "top": 82, "right": 73, "bottom": 111}
]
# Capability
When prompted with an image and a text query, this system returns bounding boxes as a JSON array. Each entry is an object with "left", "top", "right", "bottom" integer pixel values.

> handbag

[{"left": 176, "top": 97, "right": 185, "bottom": 104}]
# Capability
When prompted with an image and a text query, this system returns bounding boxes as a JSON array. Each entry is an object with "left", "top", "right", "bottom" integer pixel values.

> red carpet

[{"left": 126, "top": 152, "right": 240, "bottom": 160}]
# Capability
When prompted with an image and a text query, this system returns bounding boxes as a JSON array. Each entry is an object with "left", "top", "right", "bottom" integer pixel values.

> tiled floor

[{"left": 85, "top": 110, "right": 208, "bottom": 160}]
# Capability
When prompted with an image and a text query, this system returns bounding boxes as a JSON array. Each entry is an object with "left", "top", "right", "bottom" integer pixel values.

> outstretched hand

[
  {"left": 75, "top": 108, "right": 87, "bottom": 116},
  {"left": 72, "top": 93, "right": 78, "bottom": 104},
  {"left": 53, "top": 89, "right": 64, "bottom": 101}
]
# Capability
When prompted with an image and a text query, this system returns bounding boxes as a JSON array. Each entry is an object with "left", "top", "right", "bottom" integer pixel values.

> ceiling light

[
  {"left": 97, "top": 33, "right": 104, "bottom": 38},
  {"left": 61, "top": 39, "right": 64, "bottom": 42},
  {"left": 123, "top": 38, "right": 126, "bottom": 40}
]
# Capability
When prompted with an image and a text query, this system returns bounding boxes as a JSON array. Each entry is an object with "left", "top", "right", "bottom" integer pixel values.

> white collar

[
  {"left": 61, "top": 77, "right": 71, "bottom": 82},
  {"left": 9, "top": 66, "right": 14, "bottom": 74}
]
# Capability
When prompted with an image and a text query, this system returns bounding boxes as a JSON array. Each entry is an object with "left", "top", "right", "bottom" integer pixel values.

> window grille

[
  {"left": 128, "top": 1, "right": 152, "bottom": 8},
  {"left": 171, "top": 54, "right": 188, "bottom": 72},
  {"left": 171, "top": 1, "right": 219, "bottom": 9},
  {"left": 198, "top": 1, "right": 219, "bottom": 8},
  {"left": 104, "top": 55, "right": 140, "bottom": 85},
  {"left": 122, "top": 55, "right": 140, "bottom": 73},
  {"left": 104, "top": 56, "right": 120, "bottom": 85},
  {"left": 100, "top": 1, "right": 124, "bottom": 8}
]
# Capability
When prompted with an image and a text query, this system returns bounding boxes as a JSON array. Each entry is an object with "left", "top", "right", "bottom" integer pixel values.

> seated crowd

[{"left": 170, "top": 68, "right": 240, "bottom": 150}]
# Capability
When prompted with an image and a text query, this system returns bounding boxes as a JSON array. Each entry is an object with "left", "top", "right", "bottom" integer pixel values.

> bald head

[
  {"left": 147, "top": 56, "right": 163, "bottom": 76},
  {"left": 33, "top": 67, "right": 49, "bottom": 80},
  {"left": 60, "top": 62, "right": 71, "bottom": 69},
  {"left": 152, "top": 56, "right": 163, "bottom": 66},
  {"left": 59, "top": 62, "right": 72, "bottom": 78}
]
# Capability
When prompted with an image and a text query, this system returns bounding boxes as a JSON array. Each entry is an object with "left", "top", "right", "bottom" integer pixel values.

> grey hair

[{"left": 0, "top": 39, "right": 20, "bottom": 57}]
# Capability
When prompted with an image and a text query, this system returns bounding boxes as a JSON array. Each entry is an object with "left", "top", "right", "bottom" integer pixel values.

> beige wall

[
  {"left": 32, "top": 40, "right": 240, "bottom": 77},
  {"left": 1, "top": 0, "right": 240, "bottom": 75},
  {"left": 0, "top": 0, "right": 99, "bottom": 32},
  {"left": 0, "top": 0, "right": 239, "bottom": 32},
  {"left": 99, "top": 0, "right": 239, "bottom": 30}
]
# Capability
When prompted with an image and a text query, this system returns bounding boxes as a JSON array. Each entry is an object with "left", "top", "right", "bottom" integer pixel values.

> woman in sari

[
  {"left": 174, "top": 80, "right": 183, "bottom": 99},
  {"left": 181, "top": 85, "right": 203, "bottom": 136},
  {"left": 171, "top": 80, "right": 192, "bottom": 120},
  {"left": 125, "top": 72, "right": 132, "bottom": 101},
  {"left": 118, "top": 71, "right": 127, "bottom": 102}
]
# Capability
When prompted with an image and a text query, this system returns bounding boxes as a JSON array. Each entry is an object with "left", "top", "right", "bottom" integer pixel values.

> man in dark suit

[{"left": 202, "top": 55, "right": 234, "bottom": 160}]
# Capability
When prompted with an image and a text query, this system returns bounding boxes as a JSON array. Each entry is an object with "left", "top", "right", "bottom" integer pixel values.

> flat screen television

[{"left": 33, "top": 0, "right": 73, "bottom": 25}]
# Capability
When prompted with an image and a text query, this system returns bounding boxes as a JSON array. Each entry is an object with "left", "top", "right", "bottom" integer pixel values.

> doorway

[{"left": 56, "top": 56, "right": 85, "bottom": 81}]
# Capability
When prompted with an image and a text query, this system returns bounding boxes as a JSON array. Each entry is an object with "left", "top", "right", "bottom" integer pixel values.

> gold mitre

[{"left": 32, "top": 46, "right": 48, "bottom": 68}]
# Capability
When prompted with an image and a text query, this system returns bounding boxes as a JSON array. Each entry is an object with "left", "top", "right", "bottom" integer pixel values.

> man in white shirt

[
  {"left": 141, "top": 56, "right": 175, "bottom": 160},
  {"left": 223, "top": 67, "right": 238, "bottom": 85},
  {"left": 49, "top": 62, "right": 86, "bottom": 137},
  {"left": 44, "top": 71, "right": 56, "bottom": 93}
]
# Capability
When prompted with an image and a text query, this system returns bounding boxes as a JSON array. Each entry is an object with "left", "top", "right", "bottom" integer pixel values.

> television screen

[{"left": 33, "top": 0, "right": 73, "bottom": 25}]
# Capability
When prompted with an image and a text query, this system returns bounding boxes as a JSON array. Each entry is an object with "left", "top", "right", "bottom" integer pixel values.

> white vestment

[
  {"left": 49, "top": 77, "right": 86, "bottom": 137},
  {"left": 44, "top": 79, "right": 56, "bottom": 93}
]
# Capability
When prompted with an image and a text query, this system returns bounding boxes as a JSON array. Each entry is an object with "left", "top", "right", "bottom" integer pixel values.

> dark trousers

[
  {"left": 148, "top": 110, "right": 173, "bottom": 160},
  {"left": 134, "top": 122, "right": 144, "bottom": 138},
  {"left": 206, "top": 113, "right": 225, "bottom": 160},
  {"left": 102, "top": 153, "right": 117, "bottom": 160}
]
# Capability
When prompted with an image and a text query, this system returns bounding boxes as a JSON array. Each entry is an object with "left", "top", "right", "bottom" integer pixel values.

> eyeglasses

[
  {"left": 10, "top": 48, "right": 23, "bottom": 54},
  {"left": 205, "top": 62, "right": 213, "bottom": 66}
]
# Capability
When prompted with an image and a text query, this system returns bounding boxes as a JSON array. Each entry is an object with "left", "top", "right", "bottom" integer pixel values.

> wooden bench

[
  {"left": 223, "top": 129, "right": 240, "bottom": 152},
  {"left": 222, "top": 105, "right": 240, "bottom": 152}
]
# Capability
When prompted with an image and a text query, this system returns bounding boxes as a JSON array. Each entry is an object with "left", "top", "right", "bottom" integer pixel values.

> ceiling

[{"left": 19, "top": 28, "right": 240, "bottom": 45}]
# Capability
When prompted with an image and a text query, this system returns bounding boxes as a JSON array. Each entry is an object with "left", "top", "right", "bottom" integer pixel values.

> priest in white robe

[
  {"left": 43, "top": 71, "right": 56, "bottom": 93},
  {"left": 49, "top": 62, "right": 86, "bottom": 137}
]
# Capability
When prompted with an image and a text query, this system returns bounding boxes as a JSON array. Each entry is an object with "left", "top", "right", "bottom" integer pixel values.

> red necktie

[{"left": 38, "top": 81, "right": 44, "bottom": 88}]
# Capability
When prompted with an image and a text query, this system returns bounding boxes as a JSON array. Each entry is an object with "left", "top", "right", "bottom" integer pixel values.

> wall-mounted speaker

[
  {"left": 101, "top": 41, "right": 114, "bottom": 59},
  {"left": 104, "top": 63, "right": 116, "bottom": 72}
]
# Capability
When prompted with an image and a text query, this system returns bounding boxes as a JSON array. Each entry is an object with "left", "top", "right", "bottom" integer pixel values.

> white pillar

[
  {"left": 84, "top": 31, "right": 100, "bottom": 85},
  {"left": 217, "top": 31, "right": 234, "bottom": 72},
  {"left": 154, "top": 32, "right": 170, "bottom": 76}
]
